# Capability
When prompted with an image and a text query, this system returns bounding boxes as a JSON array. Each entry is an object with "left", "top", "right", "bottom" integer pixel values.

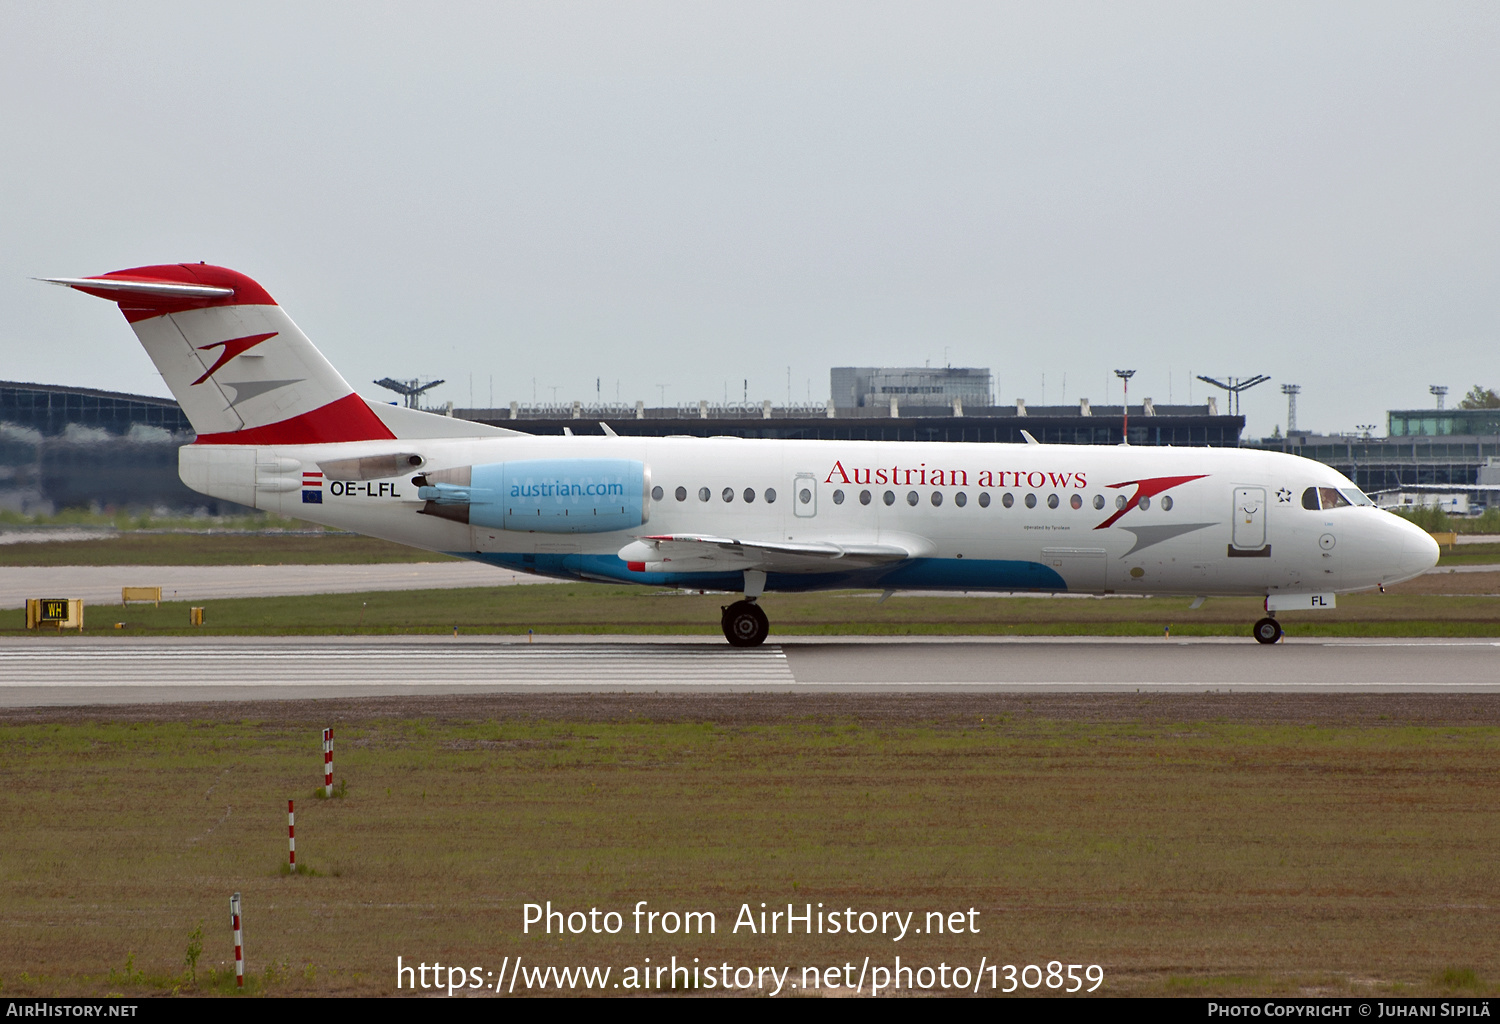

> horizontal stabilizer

[{"left": 38, "top": 276, "right": 234, "bottom": 299}]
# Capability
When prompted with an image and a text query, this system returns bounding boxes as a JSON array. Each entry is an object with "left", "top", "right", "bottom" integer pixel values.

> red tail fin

[{"left": 44, "top": 264, "right": 395, "bottom": 445}]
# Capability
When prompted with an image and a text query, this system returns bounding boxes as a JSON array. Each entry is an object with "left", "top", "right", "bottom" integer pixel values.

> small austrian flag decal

[{"left": 302, "top": 471, "right": 323, "bottom": 504}]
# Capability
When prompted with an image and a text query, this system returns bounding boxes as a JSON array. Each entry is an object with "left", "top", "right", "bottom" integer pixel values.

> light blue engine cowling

[{"left": 417, "top": 458, "right": 648, "bottom": 534}]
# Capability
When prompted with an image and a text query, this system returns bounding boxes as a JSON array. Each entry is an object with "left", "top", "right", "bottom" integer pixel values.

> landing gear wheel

[
  {"left": 722, "top": 600, "right": 770, "bottom": 647},
  {"left": 1253, "top": 617, "right": 1283, "bottom": 645}
]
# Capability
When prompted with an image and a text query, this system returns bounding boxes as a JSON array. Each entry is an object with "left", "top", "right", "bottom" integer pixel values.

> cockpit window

[
  {"left": 1304, "top": 486, "right": 1352, "bottom": 510},
  {"left": 1339, "top": 488, "right": 1375, "bottom": 507}
]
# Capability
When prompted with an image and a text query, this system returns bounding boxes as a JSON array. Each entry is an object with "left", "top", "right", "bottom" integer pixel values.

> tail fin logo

[{"left": 192, "top": 332, "right": 278, "bottom": 386}]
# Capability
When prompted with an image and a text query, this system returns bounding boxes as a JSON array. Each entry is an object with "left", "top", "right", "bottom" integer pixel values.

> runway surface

[{"left": 2, "top": 635, "right": 1498, "bottom": 705}]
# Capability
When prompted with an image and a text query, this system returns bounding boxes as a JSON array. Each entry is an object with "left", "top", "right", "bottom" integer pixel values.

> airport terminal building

[
  {"left": 0, "top": 381, "right": 218, "bottom": 514},
  {"left": 1247, "top": 408, "right": 1500, "bottom": 511},
  {"left": 8, "top": 380, "right": 1499, "bottom": 515},
  {"left": 460, "top": 399, "right": 1243, "bottom": 447},
  {"left": 830, "top": 366, "right": 995, "bottom": 412}
]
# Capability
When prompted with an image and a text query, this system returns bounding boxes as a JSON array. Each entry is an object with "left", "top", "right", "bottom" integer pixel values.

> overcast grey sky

[{"left": 4, "top": 2, "right": 1497, "bottom": 437}]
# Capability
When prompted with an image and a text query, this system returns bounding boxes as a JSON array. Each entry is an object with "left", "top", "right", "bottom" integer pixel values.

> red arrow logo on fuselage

[
  {"left": 1093, "top": 474, "right": 1208, "bottom": 530},
  {"left": 191, "top": 332, "right": 278, "bottom": 386}
]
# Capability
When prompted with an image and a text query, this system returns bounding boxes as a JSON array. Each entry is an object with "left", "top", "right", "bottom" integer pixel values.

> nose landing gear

[
  {"left": 1252, "top": 616, "right": 1283, "bottom": 644},
  {"left": 721, "top": 569, "right": 770, "bottom": 647}
]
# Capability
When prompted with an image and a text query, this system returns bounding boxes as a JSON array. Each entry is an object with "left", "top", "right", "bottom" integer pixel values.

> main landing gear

[
  {"left": 722, "top": 601, "right": 770, "bottom": 647},
  {"left": 721, "top": 569, "right": 770, "bottom": 647},
  {"left": 1252, "top": 616, "right": 1283, "bottom": 645}
]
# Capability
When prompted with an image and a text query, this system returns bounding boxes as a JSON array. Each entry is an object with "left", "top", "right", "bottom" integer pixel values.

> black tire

[
  {"left": 1253, "top": 617, "right": 1283, "bottom": 645},
  {"left": 721, "top": 601, "right": 770, "bottom": 647}
]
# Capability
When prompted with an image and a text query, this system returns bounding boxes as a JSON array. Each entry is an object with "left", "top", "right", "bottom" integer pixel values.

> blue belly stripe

[{"left": 453, "top": 552, "right": 1069, "bottom": 593}]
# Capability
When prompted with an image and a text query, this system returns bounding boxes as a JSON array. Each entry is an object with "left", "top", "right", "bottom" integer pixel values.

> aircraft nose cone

[{"left": 1400, "top": 526, "right": 1440, "bottom": 578}]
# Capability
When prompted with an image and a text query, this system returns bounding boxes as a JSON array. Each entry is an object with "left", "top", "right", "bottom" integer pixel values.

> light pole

[
  {"left": 1354, "top": 425, "right": 1378, "bottom": 492},
  {"left": 1196, "top": 374, "right": 1271, "bottom": 417},
  {"left": 1430, "top": 385, "right": 1448, "bottom": 410},
  {"left": 1281, "top": 384, "right": 1301, "bottom": 434},
  {"left": 1114, "top": 370, "right": 1135, "bottom": 444},
  {"left": 373, "top": 377, "right": 444, "bottom": 410}
]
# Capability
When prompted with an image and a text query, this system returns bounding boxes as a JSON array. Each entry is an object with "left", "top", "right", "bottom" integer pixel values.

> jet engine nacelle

[{"left": 415, "top": 458, "right": 649, "bottom": 534}]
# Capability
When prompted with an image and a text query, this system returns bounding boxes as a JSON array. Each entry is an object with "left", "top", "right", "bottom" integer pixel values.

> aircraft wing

[{"left": 617, "top": 534, "right": 914, "bottom": 574}]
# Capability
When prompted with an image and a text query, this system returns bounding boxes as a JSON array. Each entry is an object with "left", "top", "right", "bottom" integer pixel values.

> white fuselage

[{"left": 184, "top": 434, "right": 1439, "bottom": 597}]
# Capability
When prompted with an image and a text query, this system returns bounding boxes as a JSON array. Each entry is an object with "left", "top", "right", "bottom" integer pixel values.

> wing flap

[{"left": 619, "top": 534, "right": 912, "bottom": 573}]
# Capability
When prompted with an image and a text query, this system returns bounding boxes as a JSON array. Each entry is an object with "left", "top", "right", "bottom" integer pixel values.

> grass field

[
  {"left": 1, "top": 695, "right": 1496, "bottom": 998},
  {"left": 7, "top": 582, "right": 1500, "bottom": 639},
  {"left": 2, "top": 531, "right": 1497, "bottom": 638},
  {"left": 1430, "top": 541, "right": 1500, "bottom": 566}
]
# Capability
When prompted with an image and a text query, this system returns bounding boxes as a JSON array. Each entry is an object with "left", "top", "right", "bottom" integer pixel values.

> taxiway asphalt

[{"left": 0, "top": 562, "right": 552, "bottom": 609}]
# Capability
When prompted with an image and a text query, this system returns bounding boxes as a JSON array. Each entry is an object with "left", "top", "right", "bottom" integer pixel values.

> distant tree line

[{"left": 1458, "top": 385, "right": 1500, "bottom": 409}]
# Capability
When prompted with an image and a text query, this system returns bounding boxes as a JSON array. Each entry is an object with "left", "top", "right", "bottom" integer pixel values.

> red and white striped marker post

[
  {"left": 323, "top": 728, "right": 333, "bottom": 797},
  {"left": 287, "top": 799, "right": 296, "bottom": 872},
  {"left": 230, "top": 892, "right": 244, "bottom": 987}
]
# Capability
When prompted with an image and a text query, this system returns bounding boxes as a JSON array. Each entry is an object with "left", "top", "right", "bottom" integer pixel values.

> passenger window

[
  {"left": 1115, "top": 494, "right": 1128, "bottom": 510},
  {"left": 906, "top": 490, "right": 919, "bottom": 506},
  {"left": 651, "top": 485, "right": 664, "bottom": 501},
  {"left": 1025, "top": 494, "right": 1037, "bottom": 509},
  {"left": 799, "top": 488, "right": 812, "bottom": 505},
  {"left": 1001, "top": 492, "right": 1013, "bottom": 508},
  {"left": 860, "top": 490, "right": 872, "bottom": 505},
  {"left": 955, "top": 492, "right": 967, "bottom": 507},
  {"left": 1160, "top": 496, "right": 1173, "bottom": 511},
  {"left": 698, "top": 486, "right": 710, "bottom": 502},
  {"left": 883, "top": 490, "right": 895, "bottom": 505},
  {"left": 675, "top": 486, "right": 687, "bottom": 502},
  {"left": 1046, "top": 494, "right": 1059, "bottom": 509},
  {"left": 1093, "top": 494, "right": 1105, "bottom": 510},
  {"left": 1139, "top": 496, "right": 1151, "bottom": 510},
  {"left": 931, "top": 491, "right": 943, "bottom": 507},
  {"left": 978, "top": 492, "right": 991, "bottom": 508},
  {"left": 1070, "top": 494, "right": 1082, "bottom": 510},
  {"left": 722, "top": 487, "right": 734, "bottom": 502},
  {"left": 765, "top": 488, "right": 777, "bottom": 503},
  {"left": 833, "top": 489, "right": 845, "bottom": 505},
  {"left": 744, "top": 488, "right": 756, "bottom": 503}
]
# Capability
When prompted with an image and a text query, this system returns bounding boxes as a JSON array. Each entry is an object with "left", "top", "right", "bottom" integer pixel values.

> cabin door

[{"left": 1231, "top": 486, "right": 1268, "bottom": 553}]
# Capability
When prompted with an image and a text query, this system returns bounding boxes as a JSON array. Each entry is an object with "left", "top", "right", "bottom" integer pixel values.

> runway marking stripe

[{"left": 0, "top": 645, "right": 795, "bottom": 687}]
